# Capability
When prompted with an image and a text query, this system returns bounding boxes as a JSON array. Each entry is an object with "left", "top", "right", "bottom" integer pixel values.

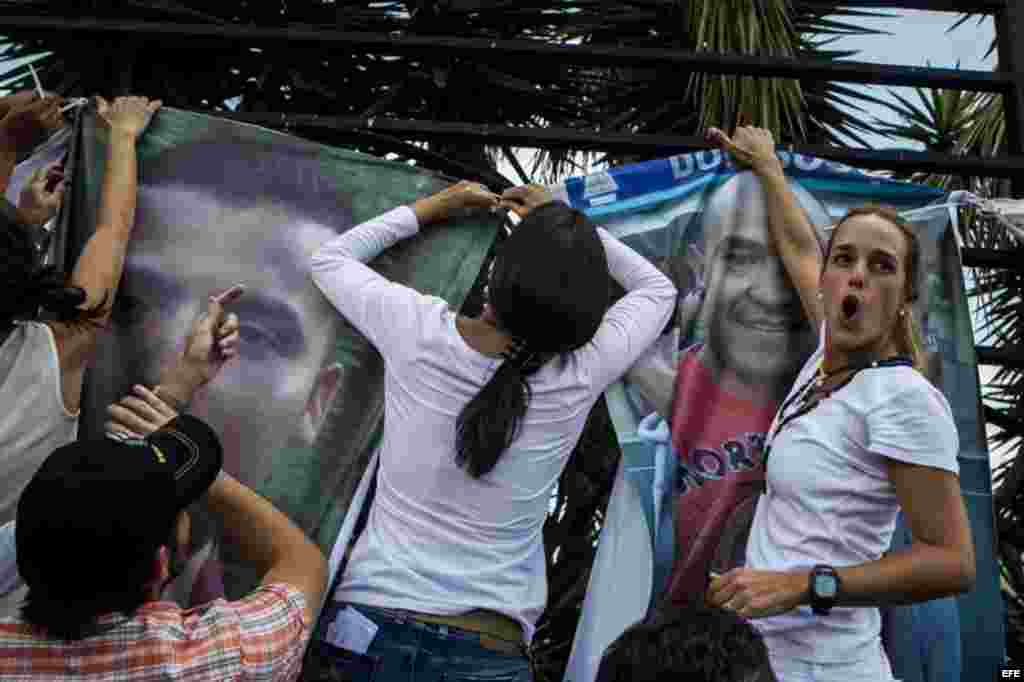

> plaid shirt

[{"left": 0, "top": 583, "right": 310, "bottom": 681}]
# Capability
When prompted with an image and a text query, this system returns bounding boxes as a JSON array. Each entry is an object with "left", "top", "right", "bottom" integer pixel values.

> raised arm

[
  {"left": 48, "top": 96, "right": 161, "bottom": 413},
  {"left": 708, "top": 126, "right": 824, "bottom": 328},
  {"left": 311, "top": 181, "right": 498, "bottom": 360}
]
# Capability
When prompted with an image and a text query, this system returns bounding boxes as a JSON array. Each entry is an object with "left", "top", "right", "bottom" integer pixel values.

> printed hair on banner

[
  {"left": 557, "top": 153, "right": 1002, "bottom": 682},
  {"left": 57, "top": 108, "right": 496, "bottom": 604}
]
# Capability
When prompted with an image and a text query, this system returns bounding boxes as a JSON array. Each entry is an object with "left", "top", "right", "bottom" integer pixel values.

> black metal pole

[
  {"left": 0, "top": 15, "right": 1013, "bottom": 93},
  {"left": 201, "top": 110, "right": 1024, "bottom": 179},
  {"left": 997, "top": 1, "right": 1024, "bottom": 194}
]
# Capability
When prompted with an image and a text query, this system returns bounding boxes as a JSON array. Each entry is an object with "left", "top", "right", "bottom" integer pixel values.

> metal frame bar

[
  {"left": 978, "top": 346, "right": 1024, "bottom": 370},
  {"left": 0, "top": 15, "right": 1012, "bottom": 93},
  {"left": 798, "top": 0, "right": 1003, "bottom": 12},
  {"left": 209, "top": 111, "right": 1024, "bottom": 178},
  {"left": 962, "top": 247, "right": 1024, "bottom": 270}
]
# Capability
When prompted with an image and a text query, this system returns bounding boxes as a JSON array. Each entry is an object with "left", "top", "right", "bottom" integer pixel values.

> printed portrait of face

[
  {"left": 76, "top": 140, "right": 359, "bottom": 602},
  {"left": 692, "top": 172, "right": 829, "bottom": 398},
  {"left": 81, "top": 141, "right": 353, "bottom": 490}
]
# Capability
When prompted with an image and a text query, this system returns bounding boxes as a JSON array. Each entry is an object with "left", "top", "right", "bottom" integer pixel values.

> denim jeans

[
  {"left": 302, "top": 601, "right": 533, "bottom": 682},
  {"left": 882, "top": 597, "right": 961, "bottom": 682}
]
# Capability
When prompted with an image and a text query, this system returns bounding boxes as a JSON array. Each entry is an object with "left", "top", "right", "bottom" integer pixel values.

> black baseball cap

[{"left": 16, "top": 415, "right": 223, "bottom": 598}]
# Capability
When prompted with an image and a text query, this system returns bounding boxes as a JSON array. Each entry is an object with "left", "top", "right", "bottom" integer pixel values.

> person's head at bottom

[
  {"left": 458, "top": 196, "right": 610, "bottom": 478},
  {"left": 15, "top": 416, "right": 222, "bottom": 640},
  {"left": 595, "top": 604, "right": 774, "bottom": 682}
]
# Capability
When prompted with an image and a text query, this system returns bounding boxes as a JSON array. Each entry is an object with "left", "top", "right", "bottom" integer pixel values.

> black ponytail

[
  {"left": 0, "top": 201, "right": 108, "bottom": 330},
  {"left": 454, "top": 201, "right": 610, "bottom": 478},
  {"left": 456, "top": 364, "right": 522, "bottom": 478}
]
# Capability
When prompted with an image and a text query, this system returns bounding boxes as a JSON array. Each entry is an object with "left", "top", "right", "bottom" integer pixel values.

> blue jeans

[
  {"left": 882, "top": 597, "right": 961, "bottom": 682},
  {"left": 303, "top": 602, "right": 533, "bottom": 682}
]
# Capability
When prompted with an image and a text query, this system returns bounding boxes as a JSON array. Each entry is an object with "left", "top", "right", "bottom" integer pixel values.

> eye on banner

[{"left": 553, "top": 152, "right": 1002, "bottom": 682}]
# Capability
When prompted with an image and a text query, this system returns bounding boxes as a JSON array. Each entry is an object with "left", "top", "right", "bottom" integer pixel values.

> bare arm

[
  {"left": 47, "top": 96, "right": 161, "bottom": 413},
  {"left": 206, "top": 472, "right": 328, "bottom": 625},
  {"left": 708, "top": 465, "right": 974, "bottom": 617},
  {"left": 709, "top": 127, "right": 824, "bottom": 327},
  {"left": 708, "top": 388, "right": 973, "bottom": 617},
  {"left": 829, "top": 463, "right": 974, "bottom": 606}
]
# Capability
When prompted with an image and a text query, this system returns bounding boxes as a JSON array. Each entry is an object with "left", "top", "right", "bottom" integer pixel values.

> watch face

[{"left": 814, "top": 573, "right": 838, "bottom": 598}]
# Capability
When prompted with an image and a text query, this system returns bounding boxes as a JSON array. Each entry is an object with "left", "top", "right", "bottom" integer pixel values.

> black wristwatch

[{"left": 809, "top": 565, "right": 841, "bottom": 615}]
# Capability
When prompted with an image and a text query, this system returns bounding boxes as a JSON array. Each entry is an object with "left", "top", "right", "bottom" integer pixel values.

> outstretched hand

[
  {"left": 706, "top": 125, "right": 782, "bottom": 176},
  {"left": 175, "top": 284, "right": 244, "bottom": 388},
  {"left": 106, "top": 385, "right": 179, "bottom": 439},
  {"left": 106, "top": 285, "right": 243, "bottom": 439},
  {"left": 96, "top": 96, "right": 162, "bottom": 140}
]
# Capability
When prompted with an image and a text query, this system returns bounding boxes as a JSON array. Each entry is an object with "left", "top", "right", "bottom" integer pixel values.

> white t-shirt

[
  {"left": 745, "top": 326, "right": 959, "bottom": 664},
  {"left": 0, "top": 321, "right": 79, "bottom": 616},
  {"left": 311, "top": 206, "right": 676, "bottom": 643}
]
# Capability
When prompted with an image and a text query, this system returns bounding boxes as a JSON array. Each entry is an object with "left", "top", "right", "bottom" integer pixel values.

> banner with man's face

[
  {"left": 554, "top": 152, "right": 1002, "bottom": 682},
  {"left": 61, "top": 108, "right": 497, "bottom": 603}
]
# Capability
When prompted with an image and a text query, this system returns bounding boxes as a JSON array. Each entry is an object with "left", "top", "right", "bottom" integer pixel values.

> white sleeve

[
  {"left": 311, "top": 206, "right": 432, "bottom": 363},
  {"left": 580, "top": 229, "right": 678, "bottom": 391},
  {"left": 0, "top": 522, "right": 21, "bottom": 597},
  {"left": 866, "top": 380, "right": 960, "bottom": 475}
]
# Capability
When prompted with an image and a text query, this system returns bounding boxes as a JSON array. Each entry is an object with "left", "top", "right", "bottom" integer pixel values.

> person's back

[
  {"left": 341, "top": 306, "right": 605, "bottom": 637},
  {"left": 308, "top": 182, "right": 676, "bottom": 680}
]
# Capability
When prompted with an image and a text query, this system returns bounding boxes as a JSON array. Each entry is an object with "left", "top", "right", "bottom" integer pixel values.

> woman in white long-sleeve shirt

[{"left": 306, "top": 182, "right": 676, "bottom": 682}]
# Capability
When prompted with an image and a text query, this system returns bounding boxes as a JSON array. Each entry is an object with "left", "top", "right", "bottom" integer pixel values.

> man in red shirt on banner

[{"left": 627, "top": 170, "right": 830, "bottom": 601}]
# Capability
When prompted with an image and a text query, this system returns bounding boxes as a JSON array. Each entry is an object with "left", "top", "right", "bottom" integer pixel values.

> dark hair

[
  {"left": 824, "top": 204, "right": 925, "bottom": 370},
  {"left": 0, "top": 201, "right": 107, "bottom": 330},
  {"left": 595, "top": 604, "right": 774, "bottom": 682},
  {"left": 20, "top": 526, "right": 177, "bottom": 641},
  {"left": 455, "top": 202, "right": 609, "bottom": 478},
  {"left": 139, "top": 138, "right": 354, "bottom": 230}
]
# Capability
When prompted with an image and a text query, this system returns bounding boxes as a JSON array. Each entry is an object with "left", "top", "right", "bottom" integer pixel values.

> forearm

[
  {"left": 757, "top": 167, "right": 821, "bottom": 258},
  {"left": 412, "top": 192, "right": 452, "bottom": 226},
  {"left": 755, "top": 166, "right": 823, "bottom": 323},
  {"left": 153, "top": 373, "right": 201, "bottom": 412},
  {"left": 68, "top": 131, "right": 138, "bottom": 316},
  {"left": 205, "top": 472, "right": 323, "bottom": 580},
  {"left": 797, "top": 545, "right": 974, "bottom": 609},
  {"left": 97, "top": 131, "right": 138, "bottom": 234}
]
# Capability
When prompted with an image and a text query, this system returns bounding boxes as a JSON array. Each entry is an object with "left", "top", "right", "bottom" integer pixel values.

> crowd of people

[{"left": 0, "top": 88, "right": 976, "bottom": 682}]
